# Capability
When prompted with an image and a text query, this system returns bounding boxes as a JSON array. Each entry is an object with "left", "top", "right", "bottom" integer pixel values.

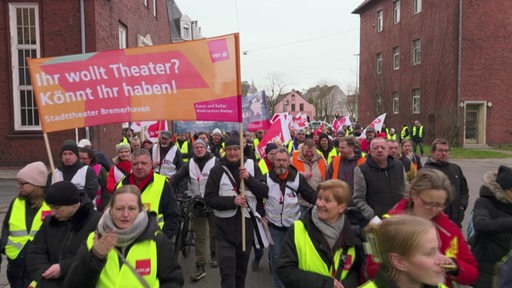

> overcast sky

[{"left": 177, "top": 0, "right": 363, "bottom": 94}]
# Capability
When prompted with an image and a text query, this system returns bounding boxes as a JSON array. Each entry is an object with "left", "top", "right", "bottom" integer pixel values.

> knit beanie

[
  {"left": 116, "top": 143, "right": 131, "bottom": 154},
  {"left": 265, "top": 143, "right": 278, "bottom": 155},
  {"left": 194, "top": 139, "right": 208, "bottom": 148},
  {"left": 212, "top": 128, "right": 222, "bottom": 136},
  {"left": 225, "top": 133, "right": 240, "bottom": 148},
  {"left": 17, "top": 161, "right": 48, "bottom": 187},
  {"left": 46, "top": 181, "right": 80, "bottom": 206},
  {"left": 61, "top": 140, "right": 79, "bottom": 157},
  {"left": 496, "top": 165, "right": 512, "bottom": 190},
  {"left": 160, "top": 130, "right": 172, "bottom": 139}
]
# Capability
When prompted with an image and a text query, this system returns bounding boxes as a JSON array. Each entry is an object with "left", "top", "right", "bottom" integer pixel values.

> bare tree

[{"left": 265, "top": 73, "right": 288, "bottom": 116}]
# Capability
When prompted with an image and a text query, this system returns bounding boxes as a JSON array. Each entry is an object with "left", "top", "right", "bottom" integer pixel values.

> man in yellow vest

[
  {"left": 176, "top": 132, "right": 192, "bottom": 163},
  {"left": 400, "top": 124, "right": 411, "bottom": 143},
  {"left": 1, "top": 162, "right": 50, "bottom": 288},
  {"left": 118, "top": 149, "right": 178, "bottom": 239},
  {"left": 387, "top": 128, "right": 398, "bottom": 141},
  {"left": 412, "top": 120, "right": 425, "bottom": 156}
]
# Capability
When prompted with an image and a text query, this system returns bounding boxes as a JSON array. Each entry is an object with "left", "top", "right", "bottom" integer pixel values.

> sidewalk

[{"left": 0, "top": 169, "right": 18, "bottom": 180}]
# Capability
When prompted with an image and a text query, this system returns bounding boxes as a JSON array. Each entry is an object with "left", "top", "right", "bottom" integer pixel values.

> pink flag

[
  {"left": 130, "top": 121, "right": 168, "bottom": 142},
  {"left": 332, "top": 116, "right": 352, "bottom": 132},
  {"left": 256, "top": 117, "right": 291, "bottom": 158}
]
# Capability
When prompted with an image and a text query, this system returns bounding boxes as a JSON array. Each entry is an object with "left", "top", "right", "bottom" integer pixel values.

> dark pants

[
  {"left": 217, "top": 238, "right": 252, "bottom": 288},
  {"left": 413, "top": 139, "right": 424, "bottom": 155},
  {"left": 7, "top": 257, "right": 31, "bottom": 288}
]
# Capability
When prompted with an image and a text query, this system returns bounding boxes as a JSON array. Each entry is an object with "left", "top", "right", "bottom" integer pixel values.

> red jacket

[{"left": 381, "top": 199, "right": 479, "bottom": 287}]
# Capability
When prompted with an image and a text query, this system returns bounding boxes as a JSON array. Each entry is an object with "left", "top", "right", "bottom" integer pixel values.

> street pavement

[{"left": 0, "top": 156, "right": 511, "bottom": 287}]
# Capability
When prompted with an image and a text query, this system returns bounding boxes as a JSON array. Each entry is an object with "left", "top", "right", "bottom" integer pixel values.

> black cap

[
  {"left": 46, "top": 181, "right": 80, "bottom": 206},
  {"left": 496, "top": 165, "right": 512, "bottom": 190},
  {"left": 60, "top": 140, "right": 79, "bottom": 157}
]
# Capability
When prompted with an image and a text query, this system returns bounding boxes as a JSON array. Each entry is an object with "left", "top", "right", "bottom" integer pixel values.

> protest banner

[
  {"left": 28, "top": 33, "right": 242, "bottom": 133},
  {"left": 244, "top": 90, "right": 270, "bottom": 131}
]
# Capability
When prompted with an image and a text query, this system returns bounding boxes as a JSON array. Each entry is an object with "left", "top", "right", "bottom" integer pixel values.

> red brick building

[
  {"left": 353, "top": 0, "right": 512, "bottom": 146},
  {"left": 0, "top": 0, "right": 171, "bottom": 167}
]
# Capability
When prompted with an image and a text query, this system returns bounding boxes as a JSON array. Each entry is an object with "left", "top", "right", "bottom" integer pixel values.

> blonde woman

[{"left": 361, "top": 215, "right": 449, "bottom": 288}]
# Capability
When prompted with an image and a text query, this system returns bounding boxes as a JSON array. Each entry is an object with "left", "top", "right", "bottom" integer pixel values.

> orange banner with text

[{"left": 28, "top": 33, "right": 242, "bottom": 132}]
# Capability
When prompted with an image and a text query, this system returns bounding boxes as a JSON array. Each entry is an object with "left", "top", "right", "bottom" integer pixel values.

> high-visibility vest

[
  {"left": 412, "top": 125, "right": 424, "bottom": 138},
  {"left": 86, "top": 232, "right": 159, "bottom": 288},
  {"left": 286, "top": 140, "right": 294, "bottom": 153},
  {"left": 290, "top": 151, "right": 326, "bottom": 180},
  {"left": 5, "top": 199, "right": 51, "bottom": 260},
  {"left": 294, "top": 221, "right": 356, "bottom": 282},
  {"left": 258, "top": 158, "right": 269, "bottom": 175},
  {"left": 177, "top": 140, "right": 190, "bottom": 163},
  {"left": 330, "top": 155, "right": 366, "bottom": 180},
  {"left": 387, "top": 134, "right": 397, "bottom": 141},
  {"left": 360, "top": 280, "right": 448, "bottom": 288},
  {"left": 316, "top": 147, "right": 339, "bottom": 165},
  {"left": 400, "top": 127, "right": 411, "bottom": 140},
  {"left": 117, "top": 174, "right": 166, "bottom": 229}
]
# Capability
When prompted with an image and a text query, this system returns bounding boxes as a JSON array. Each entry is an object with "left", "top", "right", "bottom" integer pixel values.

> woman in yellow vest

[
  {"left": 65, "top": 185, "right": 183, "bottom": 287},
  {"left": 277, "top": 179, "right": 363, "bottom": 288},
  {"left": 361, "top": 215, "right": 450, "bottom": 288},
  {"left": 1, "top": 162, "right": 49, "bottom": 288}
]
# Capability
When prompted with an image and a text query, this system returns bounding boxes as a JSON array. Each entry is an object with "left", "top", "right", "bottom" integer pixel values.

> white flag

[{"left": 361, "top": 113, "right": 386, "bottom": 136}]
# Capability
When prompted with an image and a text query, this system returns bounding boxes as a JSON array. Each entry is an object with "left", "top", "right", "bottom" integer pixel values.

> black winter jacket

[
  {"left": 204, "top": 157, "right": 268, "bottom": 246},
  {"left": 26, "top": 202, "right": 99, "bottom": 288},
  {"left": 277, "top": 208, "right": 363, "bottom": 288},
  {"left": 64, "top": 213, "right": 184, "bottom": 288},
  {"left": 424, "top": 158, "right": 469, "bottom": 226},
  {"left": 471, "top": 171, "right": 512, "bottom": 288}
]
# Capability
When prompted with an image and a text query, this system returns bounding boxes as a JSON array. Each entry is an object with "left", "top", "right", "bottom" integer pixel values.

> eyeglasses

[
  {"left": 17, "top": 181, "right": 30, "bottom": 187},
  {"left": 417, "top": 195, "right": 446, "bottom": 210}
]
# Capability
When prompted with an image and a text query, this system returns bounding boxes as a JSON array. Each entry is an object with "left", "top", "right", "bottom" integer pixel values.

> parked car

[{"left": 309, "top": 121, "right": 331, "bottom": 131}]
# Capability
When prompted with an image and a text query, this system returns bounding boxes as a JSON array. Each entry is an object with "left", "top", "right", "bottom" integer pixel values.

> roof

[{"left": 352, "top": 0, "right": 378, "bottom": 14}]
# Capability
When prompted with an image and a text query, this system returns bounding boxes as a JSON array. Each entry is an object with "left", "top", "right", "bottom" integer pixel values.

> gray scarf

[
  {"left": 98, "top": 207, "right": 148, "bottom": 248},
  {"left": 311, "top": 206, "right": 345, "bottom": 248}
]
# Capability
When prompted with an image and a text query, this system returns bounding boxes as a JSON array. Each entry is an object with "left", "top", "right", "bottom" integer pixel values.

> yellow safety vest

[
  {"left": 258, "top": 158, "right": 269, "bottom": 175},
  {"left": 117, "top": 174, "right": 166, "bottom": 229},
  {"left": 5, "top": 199, "right": 51, "bottom": 260},
  {"left": 360, "top": 280, "right": 448, "bottom": 288},
  {"left": 253, "top": 138, "right": 261, "bottom": 160},
  {"left": 412, "top": 125, "right": 424, "bottom": 138},
  {"left": 286, "top": 140, "right": 294, "bottom": 153},
  {"left": 178, "top": 141, "right": 190, "bottom": 163},
  {"left": 317, "top": 148, "right": 339, "bottom": 165},
  {"left": 86, "top": 232, "right": 159, "bottom": 288},
  {"left": 294, "top": 221, "right": 356, "bottom": 282},
  {"left": 387, "top": 134, "right": 397, "bottom": 141}
]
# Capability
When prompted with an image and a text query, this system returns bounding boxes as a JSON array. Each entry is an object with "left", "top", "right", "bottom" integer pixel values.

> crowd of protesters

[{"left": 1, "top": 119, "right": 510, "bottom": 288}]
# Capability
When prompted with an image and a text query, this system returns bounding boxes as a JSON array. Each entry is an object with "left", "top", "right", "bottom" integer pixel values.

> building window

[
  {"left": 291, "top": 104, "right": 296, "bottom": 112},
  {"left": 152, "top": 0, "right": 157, "bottom": 17},
  {"left": 291, "top": 94, "right": 295, "bottom": 101},
  {"left": 392, "top": 92, "right": 399, "bottom": 114},
  {"left": 393, "top": 0, "right": 400, "bottom": 23},
  {"left": 283, "top": 104, "right": 288, "bottom": 112},
  {"left": 376, "top": 52, "right": 383, "bottom": 74},
  {"left": 392, "top": 46, "right": 400, "bottom": 70},
  {"left": 376, "top": 9, "right": 383, "bottom": 32},
  {"left": 300, "top": 103, "right": 304, "bottom": 111},
  {"left": 9, "top": 3, "right": 41, "bottom": 130},
  {"left": 413, "top": 0, "right": 422, "bottom": 14},
  {"left": 412, "top": 88, "right": 421, "bottom": 113},
  {"left": 376, "top": 94, "right": 384, "bottom": 114},
  {"left": 412, "top": 38, "right": 421, "bottom": 65},
  {"left": 119, "top": 23, "right": 127, "bottom": 49}
]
